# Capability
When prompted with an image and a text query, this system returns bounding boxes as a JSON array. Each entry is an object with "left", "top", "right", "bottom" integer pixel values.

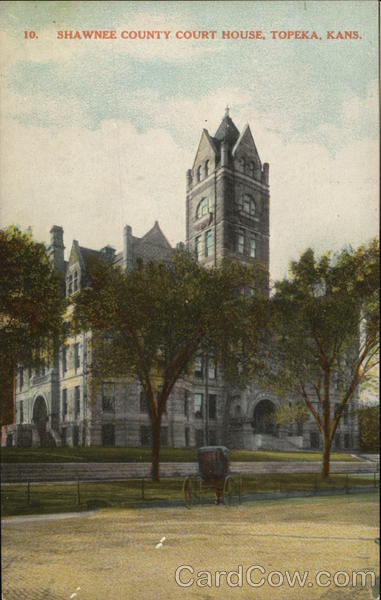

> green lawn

[
  {"left": 2, "top": 473, "right": 377, "bottom": 517},
  {"left": 0, "top": 446, "right": 360, "bottom": 463}
]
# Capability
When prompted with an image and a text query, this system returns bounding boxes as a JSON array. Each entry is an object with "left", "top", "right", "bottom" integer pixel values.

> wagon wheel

[
  {"left": 183, "top": 476, "right": 192, "bottom": 508},
  {"left": 222, "top": 475, "right": 234, "bottom": 505},
  {"left": 183, "top": 477, "right": 201, "bottom": 508}
]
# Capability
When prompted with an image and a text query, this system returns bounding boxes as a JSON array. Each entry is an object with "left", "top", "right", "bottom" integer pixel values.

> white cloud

[
  {"left": 0, "top": 118, "right": 189, "bottom": 254},
  {"left": 0, "top": 81, "right": 378, "bottom": 280}
]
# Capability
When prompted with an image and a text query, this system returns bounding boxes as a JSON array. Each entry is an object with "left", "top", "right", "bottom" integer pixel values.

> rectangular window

[
  {"left": 194, "top": 356, "right": 203, "bottom": 378},
  {"left": 19, "top": 401, "right": 24, "bottom": 424},
  {"left": 250, "top": 237, "right": 256, "bottom": 258},
  {"left": 195, "top": 429, "right": 204, "bottom": 447},
  {"left": 204, "top": 230, "right": 212, "bottom": 257},
  {"left": 184, "top": 390, "right": 189, "bottom": 418},
  {"left": 344, "top": 433, "right": 350, "bottom": 449},
  {"left": 62, "top": 346, "right": 67, "bottom": 374},
  {"left": 102, "top": 383, "right": 115, "bottom": 412},
  {"left": 102, "top": 423, "right": 115, "bottom": 446},
  {"left": 208, "top": 394, "right": 217, "bottom": 420},
  {"left": 208, "top": 358, "right": 216, "bottom": 380},
  {"left": 335, "top": 433, "right": 341, "bottom": 449},
  {"left": 343, "top": 405, "right": 348, "bottom": 424},
  {"left": 194, "top": 393, "right": 203, "bottom": 419},
  {"left": 74, "top": 343, "right": 80, "bottom": 371},
  {"left": 195, "top": 236, "right": 202, "bottom": 261},
  {"left": 62, "top": 389, "right": 68, "bottom": 418},
  {"left": 73, "top": 425, "right": 79, "bottom": 447},
  {"left": 140, "top": 390, "right": 149, "bottom": 413},
  {"left": 237, "top": 230, "right": 244, "bottom": 254},
  {"left": 19, "top": 367, "right": 24, "bottom": 391},
  {"left": 74, "top": 386, "right": 80, "bottom": 418},
  {"left": 185, "top": 427, "right": 190, "bottom": 447},
  {"left": 160, "top": 426, "right": 168, "bottom": 446},
  {"left": 209, "top": 430, "right": 217, "bottom": 445},
  {"left": 140, "top": 425, "right": 152, "bottom": 447},
  {"left": 310, "top": 431, "right": 320, "bottom": 449}
]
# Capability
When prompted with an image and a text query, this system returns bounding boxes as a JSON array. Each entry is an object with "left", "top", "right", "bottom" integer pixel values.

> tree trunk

[
  {"left": 321, "top": 368, "right": 331, "bottom": 478},
  {"left": 322, "top": 426, "right": 331, "bottom": 478},
  {"left": 151, "top": 416, "right": 161, "bottom": 482}
]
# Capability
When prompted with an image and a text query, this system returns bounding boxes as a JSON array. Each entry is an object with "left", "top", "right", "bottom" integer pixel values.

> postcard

[{"left": 1, "top": 2, "right": 379, "bottom": 599}]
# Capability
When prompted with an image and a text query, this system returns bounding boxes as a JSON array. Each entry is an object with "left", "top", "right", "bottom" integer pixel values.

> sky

[{"left": 0, "top": 0, "right": 379, "bottom": 281}]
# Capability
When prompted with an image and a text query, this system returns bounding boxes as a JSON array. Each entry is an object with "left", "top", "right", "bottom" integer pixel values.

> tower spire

[{"left": 225, "top": 104, "right": 230, "bottom": 117}]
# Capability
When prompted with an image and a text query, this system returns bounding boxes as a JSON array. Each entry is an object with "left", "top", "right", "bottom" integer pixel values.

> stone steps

[{"left": 1, "top": 460, "right": 378, "bottom": 483}]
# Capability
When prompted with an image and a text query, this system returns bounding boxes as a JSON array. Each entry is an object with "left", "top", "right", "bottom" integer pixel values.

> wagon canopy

[{"left": 197, "top": 446, "right": 230, "bottom": 482}]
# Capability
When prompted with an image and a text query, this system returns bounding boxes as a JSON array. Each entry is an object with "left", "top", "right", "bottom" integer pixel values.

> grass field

[
  {"left": 2, "top": 473, "right": 377, "bottom": 517},
  {"left": 0, "top": 446, "right": 361, "bottom": 463},
  {"left": 2, "top": 494, "right": 379, "bottom": 599}
]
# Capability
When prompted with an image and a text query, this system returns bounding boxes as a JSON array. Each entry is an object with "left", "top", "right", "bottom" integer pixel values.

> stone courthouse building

[{"left": 7, "top": 111, "right": 359, "bottom": 451}]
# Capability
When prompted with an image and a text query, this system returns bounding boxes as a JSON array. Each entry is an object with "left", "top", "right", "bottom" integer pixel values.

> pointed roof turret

[{"left": 214, "top": 107, "right": 240, "bottom": 146}]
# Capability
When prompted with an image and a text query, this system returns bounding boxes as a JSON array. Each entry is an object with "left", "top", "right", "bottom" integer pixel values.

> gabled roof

[
  {"left": 232, "top": 123, "right": 262, "bottom": 165},
  {"left": 139, "top": 221, "right": 172, "bottom": 250},
  {"left": 192, "top": 129, "right": 218, "bottom": 170},
  {"left": 79, "top": 246, "right": 103, "bottom": 263}
]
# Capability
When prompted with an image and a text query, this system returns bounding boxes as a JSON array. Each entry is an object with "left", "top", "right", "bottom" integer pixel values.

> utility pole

[{"left": 204, "top": 353, "right": 209, "bottom": 445}]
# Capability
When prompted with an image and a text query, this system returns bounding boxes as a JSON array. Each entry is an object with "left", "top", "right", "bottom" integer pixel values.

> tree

[
  {"left": 273, "top": 401, "right": 309, "bottom": 435},
  {"left": 0, "top": 227, "right": 66, "bottom": 427},
  {"left": 74, "top": 251, "right": 267, "bottom": 481},
  {"left": 358, "top": 404, "right": 379, "bottom": 452},
  {"left": 261, "top": 240, "right": 379, "bottom": 477}
]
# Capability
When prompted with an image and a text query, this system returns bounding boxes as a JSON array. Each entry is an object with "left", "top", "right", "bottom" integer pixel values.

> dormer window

[
  {"left": 205, "top": 160, "right": 209, "bottom": 177},
  {"left": 67, "top": 274, "right": 73, "bottom": 296},
  {"left": 197, "top": 165, "right": 202, "bottom": 182},
  {"left": 196, "top": 197, "right": 209, "bottom": 219}
]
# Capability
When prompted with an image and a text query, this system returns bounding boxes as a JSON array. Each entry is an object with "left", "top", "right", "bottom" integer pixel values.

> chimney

[
  {"left": 100, "top": 245, "right": 116, "bottom": 263},
  {"left": 123, "top": 225, "right": 133, "bottom": 272},
  {"left": 262, "top": 162, "right": 269, "bottom": 185},
  {"left": 49, "top": 225, "right": 65, "bottom": 273}
]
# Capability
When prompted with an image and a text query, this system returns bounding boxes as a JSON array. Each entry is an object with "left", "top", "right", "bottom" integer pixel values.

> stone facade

[{"left": 7, "top": 111, "right": 360, "bottom": 451}]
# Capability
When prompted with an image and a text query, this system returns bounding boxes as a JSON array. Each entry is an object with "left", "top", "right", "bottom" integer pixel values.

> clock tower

[{"left": 185, "top": 108, "right": 270, "bottom": 282}]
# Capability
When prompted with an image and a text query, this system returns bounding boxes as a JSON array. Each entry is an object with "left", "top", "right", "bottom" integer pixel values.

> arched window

[
  {"left": 197, "top": 165, "right": 202, "bottom": 182},
  {"left": 241, "top": 194, "right": 256, "bottom": 217},
  {"left": 205, "top": 160, "right": 209, "bottom": 177},
  {"left": 196, "top": 197, "right": 209, "bottom": 219}
]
